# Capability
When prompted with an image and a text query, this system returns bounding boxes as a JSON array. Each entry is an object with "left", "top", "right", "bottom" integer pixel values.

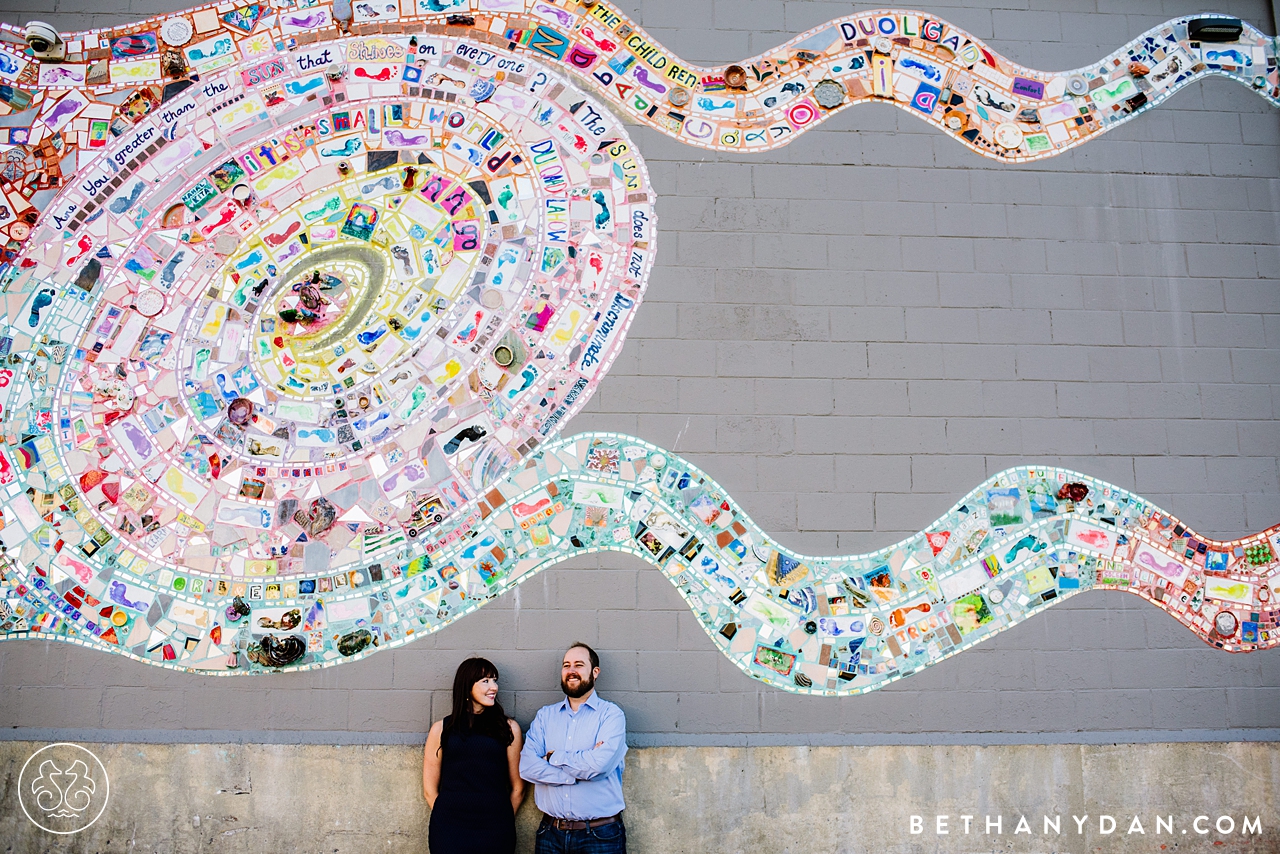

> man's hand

[{"left": 543, "top": 743, "right": 602, "bottom": 764}]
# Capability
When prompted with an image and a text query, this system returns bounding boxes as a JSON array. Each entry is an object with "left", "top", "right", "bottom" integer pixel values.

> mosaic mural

[{"left": 0, "top": 2, "right": 1275, "bottom": 689}]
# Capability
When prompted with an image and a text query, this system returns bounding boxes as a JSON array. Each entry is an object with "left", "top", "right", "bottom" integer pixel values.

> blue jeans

[{"left": 534, "top": 817, "right": 626, "bottom": 854}]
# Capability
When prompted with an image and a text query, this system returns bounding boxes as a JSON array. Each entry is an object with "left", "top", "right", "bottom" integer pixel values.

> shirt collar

[{"left": 560, "top": 691, "right": 600, "bottom": 712}]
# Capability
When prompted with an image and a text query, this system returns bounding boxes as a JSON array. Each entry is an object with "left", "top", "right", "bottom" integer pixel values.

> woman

[{"left": 423, "top": 657, "right": 525, "bottom": 853}]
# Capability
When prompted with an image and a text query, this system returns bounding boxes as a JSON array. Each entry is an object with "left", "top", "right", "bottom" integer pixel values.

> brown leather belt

[{"left": 545, "top": 814, "right": 620, "bottom": 832}]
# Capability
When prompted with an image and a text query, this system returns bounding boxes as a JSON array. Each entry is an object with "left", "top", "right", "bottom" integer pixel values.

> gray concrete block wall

[{"left": 0, "top": 0, "right": 1277, "bottom": 742}]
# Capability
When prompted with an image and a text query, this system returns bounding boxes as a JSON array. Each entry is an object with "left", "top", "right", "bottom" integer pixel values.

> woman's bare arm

[
  {"left": 422, "top": 720, "right": 443, "bottom": 808},
  {"left": 507, "top": 718, "right": 526, "bottom": 815}
]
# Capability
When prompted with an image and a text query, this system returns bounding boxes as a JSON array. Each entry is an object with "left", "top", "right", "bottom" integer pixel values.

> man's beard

[{"left": 561, "top": 672, "right": 595, "bottom": 698}]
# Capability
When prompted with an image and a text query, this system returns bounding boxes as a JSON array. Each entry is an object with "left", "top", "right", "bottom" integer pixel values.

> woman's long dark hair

[{"left": 439, "top": 657, "right": 514, "bottom": 750}]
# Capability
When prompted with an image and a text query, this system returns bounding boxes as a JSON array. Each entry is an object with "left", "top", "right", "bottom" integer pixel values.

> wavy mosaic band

[
  {"left": 2, "top": 430, "right": 1276, "bottom": 689},
  {"left": 0, "top": 3, "right": 1274, "bottom": 684}
]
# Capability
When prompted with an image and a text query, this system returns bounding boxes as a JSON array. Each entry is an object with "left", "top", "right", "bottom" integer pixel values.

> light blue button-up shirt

[{"left": 518, "top": 692, "right": 627, "bottom": 821}]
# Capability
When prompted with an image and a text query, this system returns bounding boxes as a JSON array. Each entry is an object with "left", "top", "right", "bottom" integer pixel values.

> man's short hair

[{"left": 567, "top": 641, "right": 599, "bottom": 670}]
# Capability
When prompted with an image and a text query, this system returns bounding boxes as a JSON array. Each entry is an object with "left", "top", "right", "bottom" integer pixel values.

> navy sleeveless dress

[{"left": 429, "top": 715, "right": 516, "bottom": 854}]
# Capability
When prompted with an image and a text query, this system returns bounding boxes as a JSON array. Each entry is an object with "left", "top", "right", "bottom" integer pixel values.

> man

[{"left": 520, "top": 642, "right": 628, "bottom": 853}]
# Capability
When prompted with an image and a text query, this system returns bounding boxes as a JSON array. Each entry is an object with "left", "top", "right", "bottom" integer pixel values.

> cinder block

[
  {"left": 936, "top": 203, "right": 1009, "bottom": 238},
  {"left": 1032, "top": 651, "right": 1110, "bottom": 691},
  {"left": 15, "top": 686, "right": 102, "bottom": 727},
  {"left": 835, "top": 454, "right": 912, "bottom": 489},
  {"left": 754, "top": 232, "right": 830, "bottom": 270},
  {"left": 909, "top": 689, "right": 999, "bottom": 732},
  {"left": 860, "top": 131, "right": 938, "bottom": 169},
  {"left": 974, "top": 238, "right": 1048, "bottom": 273},
  {"left": 874, "top": 491, "right": 955, "bottom": 534},
  {"left": 754, "top": 305, "right": 833, "bottom": 341},
  {"left": 1045, "top": 243, "right": 1118, "bottom": 277},
  {"left": 979, "top": 308, "right": 1052, "bottom": 343},
  {"left": 713, "top": 0, "right": 785, "bottom": 30},
  {"left": 1115, "top": 242, "right": 1189, "bottom": 277},
  {"left": 1015, "top": 344, "right": 1089, "bottom": 380},
  {"left": 1244, "top": 492, "right": 1280, "bottom": 530},
  {"left": 939, "top": 272, "right": 1013, "bottom": 308},
  {"left": 982, "top": 380, "right": 1056, "bottom": 415},
  {"left": 637, "top": 571, "right": 685, "bottom": 612},
  {"left": 864, "top": 270, "right": 939, "bottom": 305},
  {"left": 516, "top": 610, "right": 600, "bottom": 651},
  {"left": 908, "top": 379, "right": 984, "bottom": 416},
  {"left": 1215, "top": 210, "right": 1280, "bottom": 244},
  {"left": 1073, "top": 688, "right": 1154, "bottom": 729},
  {"left": 1080, "top": 275, "right": 1153, "bottom": 311},
  {"left": 970, "top": 169, "right": 1044, "bottom": 205},
  {"left": 1225, "top": 687, "right": 1280, "bottom": 728},
  {"left": 544, "top": 567, "right": 640, "bottom": 612},
  {"left": 1165, "top": 421, "right": 1243, "bottom": 456},
  {"left": 1050, "top": 308, "right": 1126, "bottom": 345},
  {"left": 0, "top": 641, "right": 66, "bottom": 687},
  {"left": 1108, "top": 650, "right": 1191, "bottom": 691},
  {"left": 1210, "top": 142, "right": 1280, "bottom": 179},
  {"left": 599, "top": 612, "right": 679, "bottom": 653},
  {"left": 637, "top": 651, "right": 721, "bottom": 692},
  {"left": 715, "top": 415, "right": 795, "bottom": 453},
  {"left": 637, "top": 338, "right": 717, "bottom": 378},
  {"left": 1201, "top": 383, "right": 1275, "bottom": 419},
  {"left": 595, "top": 376, "right": 680, "bottom": 414},
  {"left": 755, "top": 378, "right": 835, "bottom": 415},
  {"left": 1020, "top": 418, "right": 1097, "bottom": 456},
  {"left": 677, "top": 303, "right": 756, "bottom": 341},
  {"left": 910, "top": 453, "right": 988, "bottom": 494},
  {"left": 674, "top": 691, "right": 758, "bottom": 732},
  {"left": 715, "top": 266, "right": 794, "bottom": 305},
  {"left": 834, "top": 378, "right": 908, "bottom": 414},
  {"left": 867, "top": 342, "right": 946, "bottom": 378},
  {"left": 1121, "top": 311, "right": 1198, "bottom": 348},
  {"left": 678, "top": 377, "right": 756, "bottom": 415},
  {"left": 1185, "top": 242, "right": 1259, "bottom": 278},
  {"left": 897, "top": 170, "right": 970, "bottom": 204},
  {"left": 1057, "top": 382, "right": 1129, "bottom": 418},
  {"left": 1128, "top": 383, "right": 1202, "bottom": 418},
  {"left": 639, "top": 413, "right": 721, "bottom": 451},
  {"left": 796, "top": 489, "right": 875, "bottom": 532},
  {"left": 1240, "top": 421, "right": 1280, "bottom": 456},
  {"left": 792, "top": 270, "right": 865, "bottom": 307},
  {"left": 901, "top": 236, "right": 976, "bottom": 273},
  {"left": 657, "top": 195, "right": 717, "bottom": 232},
  {"left": 1140, "top": 141, "right": 1213, "bottom": 177},
  {"left": 512, "top": 690, "right": 569, "bottom": 722},
  {"left": 829, "top": 307, "right": 901, "bottom": 343},
  {"left": 991, "top": 8, "right": 1062, "bottom": 41},
  {"left": 905, "top": 307, "right": 980, "bottom": 343},
  {"left": 349, "top": 689, "right": 433, "bottom": 732},
  {"left": 604, "top": 690, "right": 678, "bottom": 733},
  {"left": 1229, "top": 348, "right": 1280, "bottom": 384},
  {"left": 1157, "top": 346, "right": 1233, "bottom": 383},
  {"left": 752, "top": 164, "right": 849, "bottom": 200},
  {"left": 1223, "top": 278, "right": 1280, "bottom": 314},
  {"left": 759, "top": 691, "right": 846, "bottom": 733},
  {"left": 676, "top": 230, "right": 755, "bottom": 268},
  {"left": 869, "top": 416, "right": 947, "bottom": 454}
]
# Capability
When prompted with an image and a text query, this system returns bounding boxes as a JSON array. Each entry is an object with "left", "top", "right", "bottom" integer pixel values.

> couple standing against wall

[{"left": 423, "top": 643, "right": 627, "bottom": 854}]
